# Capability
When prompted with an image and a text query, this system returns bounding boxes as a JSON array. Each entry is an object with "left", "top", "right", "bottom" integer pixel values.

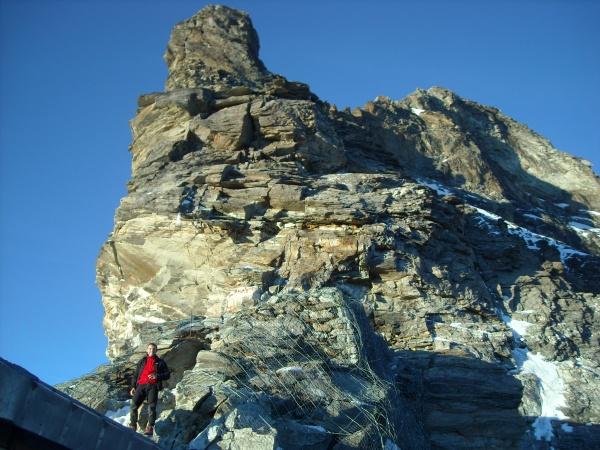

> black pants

[{"left": 130, "top": 384, "right": 159, "bottom": 427}]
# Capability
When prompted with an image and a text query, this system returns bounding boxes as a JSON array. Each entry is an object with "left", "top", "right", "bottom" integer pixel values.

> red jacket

[
  {"left": 137, "top": 356, "right": 158, "bottom": 384},
  {"left": 131, "top": 355, "right": 170, "bottom": 390}
]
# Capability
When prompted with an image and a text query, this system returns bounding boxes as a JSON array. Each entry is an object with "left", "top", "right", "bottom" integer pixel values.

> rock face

[
  {"left": 66, "top": 5, "right": 600, "bottom": 450},
  {"left": 165, "top": 5, "right": 268, "bottom": 91}
]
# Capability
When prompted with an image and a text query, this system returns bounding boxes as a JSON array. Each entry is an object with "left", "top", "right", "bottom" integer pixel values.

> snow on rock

[
  {"left": 502, "top": 315, "right": 533, "bottom": 339},
  {"left": 106, "top": 404, "right": 130, "bottom": 426},
  {"left": 472, "top": 206, "right": 501, "bottom": 221},
  {"left": 501, "top": 311, "right": 568, "bottom": 443},
  {"left": 555, "top": 203, "right": 570, "bottom": 209},
  {"left": 569, "top": 215, "right": 594, "bottom": 223},
  {"left": 505, "top": 225, "right": 547, "bottom": 251},
  {"left": 513, "top": 349, "right": 568, "bottom": 441},
  {"left": 552, "top": 242, "right": 589, "bottom": 264},
  {"left": 415, "top": 177, "right": 452, "bottom": 196},
  {"left": 471, "top": 212, "right": 502, "bottom": 235},
  {"left": 412, "top": 179, "right": 591, "bottom": 266},
  {"left": 522, "top": 213, "right": 543, "bottom": 221},
  {"left": 568, "top": 220, "right": 600, "bottom": 236},
  {"left": 470, "top": 205, "right": 588, "bottom": 265},
  {"left": 568, "top": 220, "right": 597, "bottom": 230},
  {"left": 411, "top": 107, "right": 425, "bottom": 116}
]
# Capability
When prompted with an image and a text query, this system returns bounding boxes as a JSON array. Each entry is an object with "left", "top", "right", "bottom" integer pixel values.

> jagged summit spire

[{"left": 164, "top": 5, "right": 271, "bottom": 91}]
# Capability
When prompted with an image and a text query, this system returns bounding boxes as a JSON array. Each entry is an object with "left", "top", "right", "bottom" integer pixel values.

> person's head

[{"left": 147, "top": 343, "right": 158, "bottom": 357}]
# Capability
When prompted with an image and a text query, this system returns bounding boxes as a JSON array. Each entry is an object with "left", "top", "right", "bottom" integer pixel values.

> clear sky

[{"left": 1, "top": 0, "right": 599, "bottom": 385}]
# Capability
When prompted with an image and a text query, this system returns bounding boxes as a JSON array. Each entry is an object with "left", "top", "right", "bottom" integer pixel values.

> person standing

[{"left": 129, "top": 342, "right": 170, "bottom": 436}]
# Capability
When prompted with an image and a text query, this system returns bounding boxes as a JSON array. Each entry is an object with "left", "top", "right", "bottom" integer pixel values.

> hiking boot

[{"left": 144, "top": 425, "right": 154, "bottom": 436}]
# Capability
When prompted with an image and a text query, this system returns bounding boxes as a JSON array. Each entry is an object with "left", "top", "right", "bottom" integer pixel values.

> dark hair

[{"left": 148, "top": 342, "right": 158, "bottom": 349}]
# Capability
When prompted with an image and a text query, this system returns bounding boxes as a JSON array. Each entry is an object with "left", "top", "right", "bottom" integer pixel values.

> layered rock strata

[{"left": 65, "top": 4, "right": 600, "bottom": 450}]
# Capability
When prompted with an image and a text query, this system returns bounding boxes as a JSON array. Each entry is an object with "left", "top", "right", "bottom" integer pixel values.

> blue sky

[{"left": 1, "top": 0, "right": 599, "bottom": 385}]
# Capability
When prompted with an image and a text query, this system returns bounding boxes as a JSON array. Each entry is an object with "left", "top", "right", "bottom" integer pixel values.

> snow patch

[
  {"left": 553, "top": 242, "right": 588, "bottom": 263},
  {"left": 513, "top": 349, "right": 568, "bottom": 441},
  {"left": 472, "top": 206, "right": 501, "bottom": 221},
  {"left": 569, "top": 221, "right": 600, "bottom": 237},
  {"left": 411, "top": 107, "right": 425, "bottom": 116},
  {"left": 555, "top": 203, "right": 569, "bottom": 209},
  {"left": 105, "top": 404, "right": 130, "bottom": 426},
  {"left": 570, "top": 215, "right": 594, "bottom": 222},
  {"left": 569, "top": 221, "right": 597, "bottom": 231},
  {"left": 470, "top": 205, "right": 588, "bottom": 265},
  {"left": 504, "top": 317, "right": 533, "bottom": 339},
  {"left": 505, "top": 226, "right": 547, "bottom": 251},
  {"left": 502, "top": 312, "right": 568, "bottom": 443},
  {"left": 415, "top": 177, "right": 452, "bottom": 196},
  {"left": 522, "top": 213, "right": 543, "bottom": 221}
]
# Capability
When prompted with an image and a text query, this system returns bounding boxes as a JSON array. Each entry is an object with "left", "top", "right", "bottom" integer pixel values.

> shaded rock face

[
  {"left": 158, "top": 289, "right": 427, "bottom": 450},
  {"left": 73, "top": 4, "right": 600, "bottom": 450}
]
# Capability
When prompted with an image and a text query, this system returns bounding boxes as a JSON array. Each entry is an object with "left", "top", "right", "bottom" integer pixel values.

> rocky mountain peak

[
  {"left": 59, "top": 5, "right": 600, "bottom": 450},
  {"left": 164, "top": 5, "right": 270, "bottom": 91},
  {"left": 409, "top": 86, "right": 460, "bottom": 108},
  {"left": 393, "top": 85, "right": 600, "bottom": 214}
]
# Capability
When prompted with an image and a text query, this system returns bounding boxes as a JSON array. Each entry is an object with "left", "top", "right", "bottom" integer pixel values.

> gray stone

[
  {"left": 190, "top": 103, "right": 253, "bottom": 150},
  {"left": 164, "top": 5, "right": 270, "bottom": 91}
]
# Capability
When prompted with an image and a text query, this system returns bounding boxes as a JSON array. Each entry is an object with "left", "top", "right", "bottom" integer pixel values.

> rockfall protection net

[{"left": 59, "top": 291, "right": 406, "bottom": 449}]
